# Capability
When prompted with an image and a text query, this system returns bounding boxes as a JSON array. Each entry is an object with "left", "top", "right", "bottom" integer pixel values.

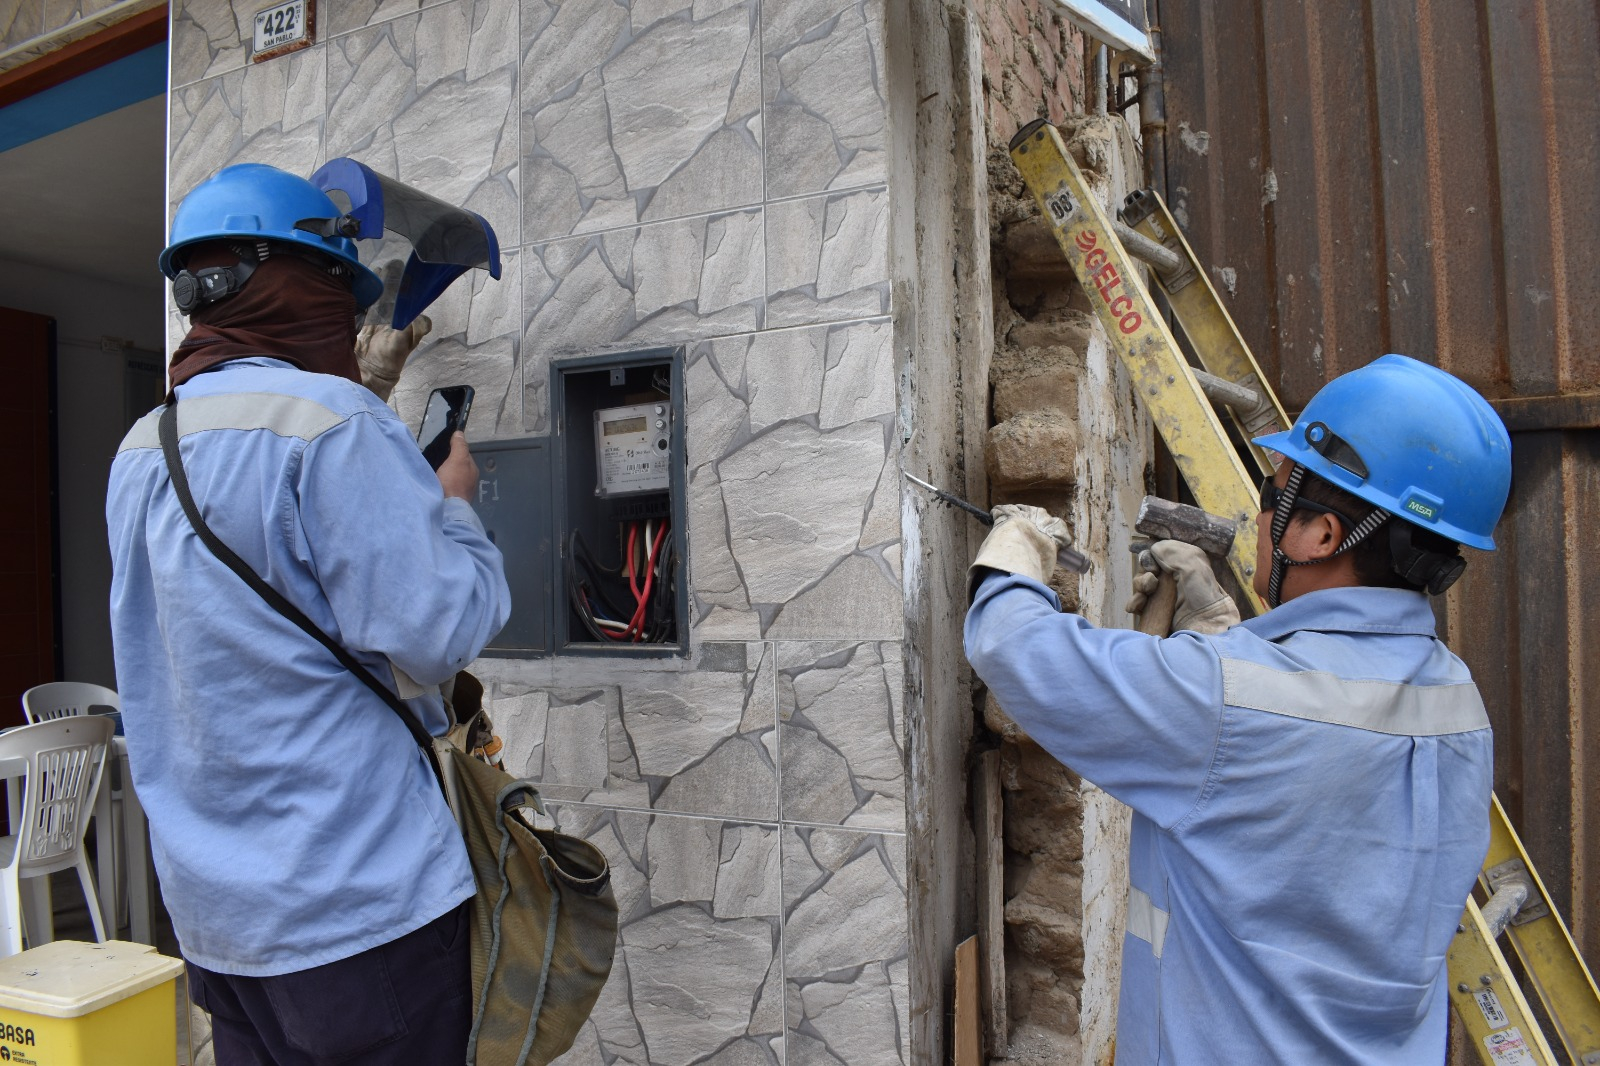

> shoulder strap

[{"left": 157, "top": 402, "right": 443, "bottom": 778}]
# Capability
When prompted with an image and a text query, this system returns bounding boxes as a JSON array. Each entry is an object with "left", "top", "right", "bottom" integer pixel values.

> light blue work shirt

[
  {"left": 107, "top": 358, "right": 510, "bottom": 976},
  {"left": 966, "top": 573, "right": 1492, "bottom": 1065}
]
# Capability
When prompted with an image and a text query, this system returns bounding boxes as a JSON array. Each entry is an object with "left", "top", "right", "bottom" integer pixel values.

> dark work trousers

[{"left": 186, "top": 901, "right": 472, "bottom": 1066}]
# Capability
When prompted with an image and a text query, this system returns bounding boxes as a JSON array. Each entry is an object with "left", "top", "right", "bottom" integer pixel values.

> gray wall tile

[
  {"left": 521, "top": 0, "right": 761, "bottom": 242},
  {"left": 762, "top": 0, "right": 885, "bottom": 199},
  {"left": 550, "top": 807, "right": 784, "bottom": 1066},
  {"left": 684, "top": 322, "right": 900, "bottom": 641},
  {"left": 325, "top": 0, "right": 440, "bottom": 38},
  {"left": 43, "top": 0, "right": 117, "bottom": 25},
  {"left": 783, "top": 827, "right": 907, "bottom": 1064},
  {"left": 326, "top": 1, "right": 520, "bottom": 253},
  {"left": 521, "top": 209, "right": 765, "bottom": 432},
  {"left": 778, "top": 642, "right": 904, "bottom": 830},
  {"left": 766, "top": 187, "right": 890, "bottom": 328},
  {"left": 493, "top": 642, "right": 778, "bottom": 821},
  {"left": 168, "top": 47, "right": 327, "bottom": 205},
  {"left": 2, "top": 1, "right": 45, "bottom": 48},
  {"left": 170, "top": 0, "right": 254, "bottom": 87}
]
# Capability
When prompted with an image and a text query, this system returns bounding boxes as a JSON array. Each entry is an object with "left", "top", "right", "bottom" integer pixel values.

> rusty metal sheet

[
  {"left": 1507, "top": 432, "right": 1575, "bottom": 921},
  {"left": 1571, "top": 433, "right": 1600, "bottom": 954},
  {"left": 1158, "top": 0, "right": 1276, "bottom": 386},
  {"left": 1485, "top": 3, "right": 1560, "bottom": 396},
  {"left": 1541, "top": 3, "right": 1600, "bottom": 391},
  {"left": 1256, "top": 0, "right": 1326, "bottom": 407},
  {"left": 1418, "top": 0, "right": 1504, "bottom": 391},
  {"left": 1369, "top": 0, "right": 1437, "bottom": 361}
]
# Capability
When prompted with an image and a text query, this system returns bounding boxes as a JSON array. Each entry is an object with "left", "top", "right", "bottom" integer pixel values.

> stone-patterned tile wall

[
  {"left": 166, "top": 0, "right": 908, "bottom": 1058},
  {"left": 473, "top": 635, "right": 909, "bottom": 1064}
]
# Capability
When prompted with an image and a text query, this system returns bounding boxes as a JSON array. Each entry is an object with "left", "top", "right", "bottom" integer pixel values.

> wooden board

[
  {"left": 955, "top": 935, "right": 981, "bottom": 1066},
  {"left": 975, "top": 749, "right": 1007, "bottom": 1054}
]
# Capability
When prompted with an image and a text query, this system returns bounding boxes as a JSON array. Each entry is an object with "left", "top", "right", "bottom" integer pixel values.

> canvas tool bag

[{"left": 159, "top": 400, "right": 618, "bottom": 1065}]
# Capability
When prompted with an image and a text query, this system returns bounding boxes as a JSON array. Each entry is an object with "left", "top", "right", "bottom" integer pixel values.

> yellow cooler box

[{"left": 0, "top": 940, "right": 184, "bottom": 1066}]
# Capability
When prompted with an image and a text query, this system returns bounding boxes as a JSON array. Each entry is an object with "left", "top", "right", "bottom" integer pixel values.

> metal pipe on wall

[
  {"left": 1094, "top": 44, "right": 1109, "bottom": 115},
  {"left": 1137, "top": 2, "right": 1167, "bottom": 198}
]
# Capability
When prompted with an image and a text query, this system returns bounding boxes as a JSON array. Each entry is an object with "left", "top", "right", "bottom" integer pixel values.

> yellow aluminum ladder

[{"left": 1007, "top": 117, "right": 1600, "bottom": 1066}]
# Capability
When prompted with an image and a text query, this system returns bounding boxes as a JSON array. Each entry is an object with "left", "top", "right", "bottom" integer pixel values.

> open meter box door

[{"left": 308, "top": 157, "right": 502, "bottom": 329}]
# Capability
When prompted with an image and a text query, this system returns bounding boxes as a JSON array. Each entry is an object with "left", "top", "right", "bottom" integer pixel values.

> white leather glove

[
  {"left": 355, "top": 315, "right": 433, "bottom": 401},
  {"left": 1126, "top": 539, "right": 1239, "bottom": 634},
  {"left": 971, "top": 504, "right": 1074, "bottom": 587}
]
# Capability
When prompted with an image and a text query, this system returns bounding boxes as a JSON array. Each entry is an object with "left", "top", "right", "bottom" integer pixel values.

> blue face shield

[{"left": 307, "top": 158, "right": 502, "bottom": 330}]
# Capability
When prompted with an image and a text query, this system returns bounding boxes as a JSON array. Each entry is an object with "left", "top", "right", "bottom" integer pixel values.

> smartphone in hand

[{"left": 417, "top": 385, "right": 474, "bottom": 470}]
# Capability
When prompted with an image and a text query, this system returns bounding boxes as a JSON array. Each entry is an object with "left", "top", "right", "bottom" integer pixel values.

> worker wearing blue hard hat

[
  {"left": 965, "top": 355, "right": 1511, "bottom": 1064},
  {"left": 108, "top": 161, "right": 509, "bottom": 1064},
  {"left": 159, "top": 161, "right": 387, "bottom": 311}
]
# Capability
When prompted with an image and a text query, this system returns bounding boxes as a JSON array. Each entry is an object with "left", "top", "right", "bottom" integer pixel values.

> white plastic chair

[
  {"left": 0, "top": 716, "right": 113, "bottom": 955},
  {"left": 21, "top": 682, "right": 120, "bottom": 724},
  {"left": 21, "top": 682, "right": 126, "bottom": 933}
]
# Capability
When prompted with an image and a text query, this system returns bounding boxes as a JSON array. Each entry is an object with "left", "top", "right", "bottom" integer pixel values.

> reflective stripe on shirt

[
  {"left": 119, "top": 392, "right": 350, "bottom": 453},
  {"left": 1128, "top": 886, "right": 1170, "bottom": 958},
  {"left": 1220, "top": 657, "right": 1489, "bottom": 736}
]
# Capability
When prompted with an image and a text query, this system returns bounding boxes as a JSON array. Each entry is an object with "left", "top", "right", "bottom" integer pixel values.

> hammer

[{"left": 1130, "top": 497, "right": 1238, "bottom": 636}]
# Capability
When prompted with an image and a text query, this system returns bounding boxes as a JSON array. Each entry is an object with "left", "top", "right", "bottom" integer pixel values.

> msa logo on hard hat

[{"left": 1401, "top": 491, "right": 1443, "bottom": 523}]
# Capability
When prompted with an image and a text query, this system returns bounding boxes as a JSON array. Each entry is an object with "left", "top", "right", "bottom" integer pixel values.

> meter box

[
  {"left": 552, "top": 349, "right": 687, "bottom": 657},
  {"left": 594, "top": 403, "right": 672, "bottom": 497}
]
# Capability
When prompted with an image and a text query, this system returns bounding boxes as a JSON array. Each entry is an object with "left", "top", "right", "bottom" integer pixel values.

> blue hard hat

[
  {"left": 160, "top": 163, "right": 384, "bottom": 309},
  {"left": 1252, "top": 354, "right": 1512, "bottom": 550}
]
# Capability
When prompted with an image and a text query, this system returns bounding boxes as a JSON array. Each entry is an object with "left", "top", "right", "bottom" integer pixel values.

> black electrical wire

[
  {"left": 567, "top": 533, "right": 611, "bottom": 641},
  {"left": 571, "top": 530, "right": 632, "bottom": 620},
  {"left": 569, "top": 530, "right": 638, "bottom": 640},
  {"left": 567, "top": 547, "right": 606, "bottom": 641},
  {"left": 568, "top": 523, "right": 677, "bottom": 644},
  {"left": 647, "top": 532, "right": 677, "bottom": 643}
]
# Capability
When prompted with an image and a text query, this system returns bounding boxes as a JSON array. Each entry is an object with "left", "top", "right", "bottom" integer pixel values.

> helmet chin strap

[{"left": 1265, "top": 463, "right": 1392, "bottom": 608}]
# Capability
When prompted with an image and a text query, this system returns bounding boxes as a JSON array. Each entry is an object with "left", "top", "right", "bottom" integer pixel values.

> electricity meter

[{"left": 594, "top": 403, "right": 672, "bottom": 497}]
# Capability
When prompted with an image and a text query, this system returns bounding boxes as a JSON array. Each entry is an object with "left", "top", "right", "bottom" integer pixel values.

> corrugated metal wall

[{"left": 1154, "top": 0, "right": 1600, "bottom": 967}]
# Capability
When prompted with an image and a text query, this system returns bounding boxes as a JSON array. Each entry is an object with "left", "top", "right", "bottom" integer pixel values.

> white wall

[{"left": 0, "top": 258, "right": 165, "bottom": 689}]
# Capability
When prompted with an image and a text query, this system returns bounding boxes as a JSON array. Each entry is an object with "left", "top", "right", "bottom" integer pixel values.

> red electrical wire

[{"left": 622, "top": 521, "right": 670, "bottom": 642}]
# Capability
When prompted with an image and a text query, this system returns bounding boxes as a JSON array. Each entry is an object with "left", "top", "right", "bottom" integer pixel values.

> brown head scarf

[{"left": 168, "top": 242, "right": 362, "bottom": 390}]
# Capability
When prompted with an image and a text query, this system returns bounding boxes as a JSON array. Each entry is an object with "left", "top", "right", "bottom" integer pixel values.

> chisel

[{"left": 903, "top": 472, "right": 1090, "bottom": 573}]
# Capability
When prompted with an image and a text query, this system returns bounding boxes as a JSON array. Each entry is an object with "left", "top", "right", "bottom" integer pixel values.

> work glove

[
  {"left": 355, "top": 315, "right": 433, "bottom": 401},
  {"left": 971, "top": 504, "right": 1074, "bottom": 589},
  {"left": 1124, "top": 539, "right": 1239, "bottom": 635}
]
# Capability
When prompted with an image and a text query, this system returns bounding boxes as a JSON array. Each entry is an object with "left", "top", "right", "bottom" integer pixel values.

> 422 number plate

[{"left": 252, "top": 0, "right": 311, "bottom": 59}]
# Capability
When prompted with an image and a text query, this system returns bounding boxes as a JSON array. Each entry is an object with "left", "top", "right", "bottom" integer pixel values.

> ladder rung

[
  {"left": 1479, "top": 879, "right": 1531, "bottom": 941},
  {"left": 1191, "top": 369, "right": 1262, "bottom": 413},
  {"left": 1112, "top": 220, "right": 1183, "bottom": 275}
]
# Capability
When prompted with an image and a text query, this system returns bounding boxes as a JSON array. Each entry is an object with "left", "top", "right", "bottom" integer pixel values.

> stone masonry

[{"left": 980, "top": 86, "right": 1151, "bottom": 1066}]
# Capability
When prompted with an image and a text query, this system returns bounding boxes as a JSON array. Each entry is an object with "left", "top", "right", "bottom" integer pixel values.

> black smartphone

[{"left": 417, "top": 385, "right": 474, "bottom": 470}]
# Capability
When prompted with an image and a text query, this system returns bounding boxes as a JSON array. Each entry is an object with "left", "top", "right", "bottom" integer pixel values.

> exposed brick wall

[{"left": 975, "top": 0, "right": 1087, "bottom": 147}]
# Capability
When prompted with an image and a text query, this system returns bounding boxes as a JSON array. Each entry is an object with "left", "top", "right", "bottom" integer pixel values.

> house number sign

[{"left": 252, "top": 0, "right": 315, "bottom": 62}]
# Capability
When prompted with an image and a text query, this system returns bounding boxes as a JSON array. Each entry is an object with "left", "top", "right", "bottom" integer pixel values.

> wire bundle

[{"left": 568, "top": 520, "right": 676, "bottom": 643}]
